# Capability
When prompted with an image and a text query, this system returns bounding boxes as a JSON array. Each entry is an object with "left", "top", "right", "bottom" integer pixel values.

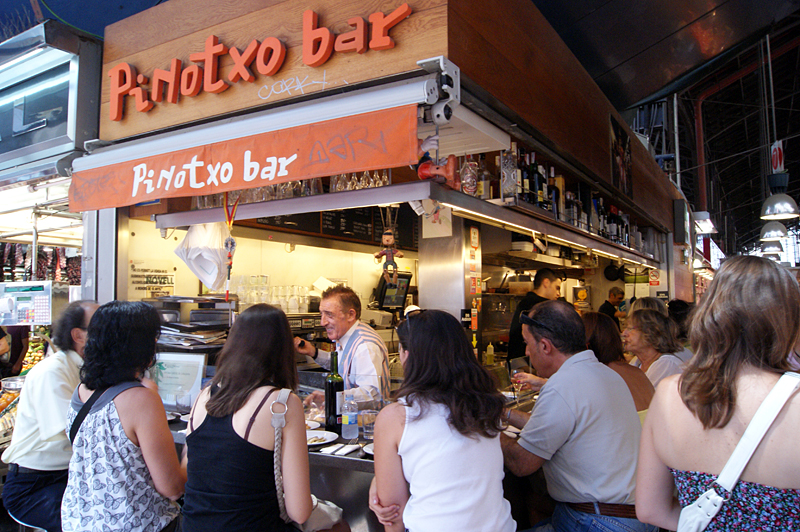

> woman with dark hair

[
  {"left": 622, "top": 309, "right": 684, "bottom": 388},
  {"left": 370, "top": 310, "right": 515, "bottom": 532},
  {"left": 636, "top": 255, "right": 800, "bottom": 530},
  {"left": 61, "top": 301, "right": 185, "bottom": 532},
  {"left": 583, "top": 312, "right": 654, "bottom": 414},
  {"left": 181, "top": 304, "right": 315, "bottom": 531}
]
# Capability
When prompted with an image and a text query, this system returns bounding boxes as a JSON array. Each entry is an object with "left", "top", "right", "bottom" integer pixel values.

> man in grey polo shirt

[{"left": 501, "top": 300, "right": 656, "bottom": 532}]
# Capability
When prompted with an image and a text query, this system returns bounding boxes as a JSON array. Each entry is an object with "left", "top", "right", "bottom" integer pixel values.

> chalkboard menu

[
  {"left": 255, "top": 212, "right": 320, "bottom": 234},
  {"left": 251, "top": 205, "right": 419, "bottom": 250},
  {"left": 321, "top": 208, "right": 374, "bottom": 242}
]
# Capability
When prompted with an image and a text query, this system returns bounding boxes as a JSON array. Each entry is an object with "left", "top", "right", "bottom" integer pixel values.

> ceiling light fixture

[
  {"left": 760, "top": 240, "right": 783, "bottom": 254},
  {"left": 693, "top": 211, "right": 718, "bottom": 234},
  {"left": 759, "top": 221, "right": 788, "bottom": 241},
  {"left": 761, "top": 192, "right": 799, "bottom": 220}
]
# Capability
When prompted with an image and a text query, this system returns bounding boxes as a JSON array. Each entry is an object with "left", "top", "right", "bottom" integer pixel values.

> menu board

[
  {"left": 251, "top": 205, "right": 419, "bottom": 250},
  {"left": 255, "top": 212, "right": 321, "bottom": 234},
  {"left": 321, "top": 208, "right": 374, "bottom": 242}
]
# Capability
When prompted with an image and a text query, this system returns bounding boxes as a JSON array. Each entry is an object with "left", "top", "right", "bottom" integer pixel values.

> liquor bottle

[
  {"left": 460, "top": 154, "right": 479, "bottom": 196},
  {"left": 607, "top": 204, "right": 619, "bottom": 243},
  {"left": 564, "top": 191, "right": 576, "bottom": 226},
  {"left": 590, "top": 198, "right": 600, "bottom": 235},
  {"left": 477, "top": 154, "right": 492, "bottom": 199},
  {"left": 325, "top": 352, "right": 344, "bottom": 435},
  {"left": 500, "top": 143, "right": 518, "bottom": 200},
  {"left": 537, "top": 164, "right": 548, "bottom": 210},
  {"left": 549, "top": 166, "right": 560, "bottom": 220},
  {"left": 341, "top": 392, "right": 359, "bottom": 439},
  {"left": 521, "top": 151, "right": 532, "bottom": 204}
]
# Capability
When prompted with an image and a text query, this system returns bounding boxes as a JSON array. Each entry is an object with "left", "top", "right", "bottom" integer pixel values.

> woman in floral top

[{"left": 635, "top": 256, "right": 800, "bottom": 530}]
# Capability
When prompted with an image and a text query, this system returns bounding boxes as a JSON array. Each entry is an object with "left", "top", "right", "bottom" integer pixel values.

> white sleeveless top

[
  {"left": 397, "top": 399, "right": 516, "bottom": 532},
  {"left": 61, "top": 382, "right": 180, "bottom": 532}
]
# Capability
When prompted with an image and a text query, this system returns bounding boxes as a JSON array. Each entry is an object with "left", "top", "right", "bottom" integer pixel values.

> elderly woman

[
  {"left": 622, "top": 309, "right": 684, "bottom": 388},
  {"left": 583, "top": 312, "right": 654, "bottom": 413},
  {"left": 628, "top": 296, "right": 667, "bottom": 316},
  {"left": 636, "top": 255, "right": 800, "bottom": 530}
]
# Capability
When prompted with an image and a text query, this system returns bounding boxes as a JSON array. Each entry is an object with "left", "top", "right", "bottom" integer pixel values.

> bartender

[
  {"left": 296, "top": 285, "right": 390, "bottom": 406},
  {"left": 507, "top": 268, "right": 562, "bottom": 359}
]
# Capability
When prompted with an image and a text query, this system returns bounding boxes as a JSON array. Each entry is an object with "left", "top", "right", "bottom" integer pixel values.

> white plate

[
  {"left": 305, "top": 420, "right": 321, "bottom": 430},
  {"left": 306, "top": 430, "right": 338, "bottom": 446},
  {"left": 363, "top": 443, "right": 374, "bottom": 455},
  {"left": 501, "top": 390, "right": 516, "bottom": 399}
]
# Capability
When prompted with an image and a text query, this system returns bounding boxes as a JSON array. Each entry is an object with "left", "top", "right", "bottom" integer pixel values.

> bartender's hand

[
  {"left": 368, "top": 477, "right": 400, "bottom": 525},
  {"left": 303, "top": 390, "right": 325, "bottom": 407},
  {"left": 512, "top": 372, "right": 547, "bottom": 392},
  {"left": 294, "top": 337, "right": 316, "bottom": 358}
]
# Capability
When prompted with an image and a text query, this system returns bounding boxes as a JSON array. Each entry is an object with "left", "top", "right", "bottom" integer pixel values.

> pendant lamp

[
  {"left": 759, "top": 221, "right": 788, "bottom": 241},
  {"left": 761, "top": 172, "right": 799, "bottom": 220},
  {"left": 760, "top": 240, "right": 784, "bottom": 254}
]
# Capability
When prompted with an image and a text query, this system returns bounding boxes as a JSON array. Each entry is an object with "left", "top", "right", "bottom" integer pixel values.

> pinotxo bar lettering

[{"left": 109, "top": 4, "right": 412, "bottom": 122}]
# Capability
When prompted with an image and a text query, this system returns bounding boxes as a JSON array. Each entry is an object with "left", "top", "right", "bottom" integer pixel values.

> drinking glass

[
  {"left": 510, "top": 369, "right": 525, "bottom": 400},
  {"left": 359, "top": 409, "right": 379, "bottom": 440}
]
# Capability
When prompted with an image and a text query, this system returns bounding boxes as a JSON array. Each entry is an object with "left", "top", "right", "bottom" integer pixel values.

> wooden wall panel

[
  {"left": 447, "top": 0, "right": 678, "bottom": 230},
  {"left": 100, "top": 0, "right": 448, "bottom": 141}
]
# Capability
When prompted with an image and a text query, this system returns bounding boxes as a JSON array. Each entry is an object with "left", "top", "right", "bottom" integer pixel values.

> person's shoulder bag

[
  {"left": 677, "top": 371, "right": 800, "bottom": 531},
  {"left": 272, "top": 388, "right": 344, "bottom": 532}
]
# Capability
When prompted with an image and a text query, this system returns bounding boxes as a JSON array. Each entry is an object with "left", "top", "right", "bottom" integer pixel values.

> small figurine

[
  {"left": 374, "top": 228, "right": 404, "bottom": 286},
  {"left": 416, "top": 135, "right": 459, "bottom": 190}
]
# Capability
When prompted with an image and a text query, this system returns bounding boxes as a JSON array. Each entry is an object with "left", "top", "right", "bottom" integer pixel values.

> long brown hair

[
  {"left": 395, "top": 310, "right": 504, "bottom": 438},
  {"left": 206, "top": 304, "right": 298, "bottom": 417},
  {"left": 681, "top": 256, "right": 800, "bottom": 428},
  {"left": 582, "top": 311, "right": 624, "bottom": 364}
]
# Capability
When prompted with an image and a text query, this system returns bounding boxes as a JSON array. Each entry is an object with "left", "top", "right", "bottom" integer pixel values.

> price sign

[{"left": 771, "top": 141, "right": 785, "bottom": 173}]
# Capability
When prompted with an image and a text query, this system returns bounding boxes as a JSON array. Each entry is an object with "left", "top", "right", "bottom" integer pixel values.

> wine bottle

[
  {"left": 548, "top": 167, "right": 560, "bottom": 220},
  {"left": 325, "top": 352, "right": 344, "bottom": 435},
  {"left": 478, "top": 154, "right": 492, "bottom": 199},
  {"left": 522, "top": 151, "right": 532, "bottom": 204}
]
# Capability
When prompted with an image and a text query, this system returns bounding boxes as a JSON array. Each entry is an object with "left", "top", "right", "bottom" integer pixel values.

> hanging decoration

[
  {"left": 223, "top": 191, "right": 240, "bottom": 302},
  {"left": 375, "top": 206, "right": 404, "bottom": 286}
]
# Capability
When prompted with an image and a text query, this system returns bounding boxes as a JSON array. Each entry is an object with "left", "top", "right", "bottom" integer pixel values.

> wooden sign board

[{"left": 100, "top": 0, "right": 447, "bottom": 141}]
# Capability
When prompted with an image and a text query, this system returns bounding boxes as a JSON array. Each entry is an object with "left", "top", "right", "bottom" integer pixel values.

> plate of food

[
  {"left": 166, "top": 411, "right": 181, "bottom": 423},
  {"left": 305, "top": 420, "right": 321, "bottom": 430},
  {"left": 362, "top": 443, "right": 374, "bottom": 455},
  {"left": 306, "top": 430, "right": 338, "bottom": 446}
]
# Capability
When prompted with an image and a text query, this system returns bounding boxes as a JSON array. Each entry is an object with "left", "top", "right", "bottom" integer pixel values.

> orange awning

[{"left": 70, "top": 104, "right": 418, "bottom": 212}]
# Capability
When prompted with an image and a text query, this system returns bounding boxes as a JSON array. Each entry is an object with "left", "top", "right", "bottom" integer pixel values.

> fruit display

[
  {"left": 20, "top": 331, "right": 47, "bottom": 374},
  {"left": 0, "top": 390, "right": 18, "bottom": 412}
]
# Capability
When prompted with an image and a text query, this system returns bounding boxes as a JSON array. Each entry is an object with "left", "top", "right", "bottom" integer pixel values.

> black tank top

[{"left": 181, "top": 384, "right": 296, "bottom": 532}]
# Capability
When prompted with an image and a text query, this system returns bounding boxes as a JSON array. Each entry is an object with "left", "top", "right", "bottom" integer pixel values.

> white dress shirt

[{"left": 2, "top": 349, "right": 82, "bottom": 470}]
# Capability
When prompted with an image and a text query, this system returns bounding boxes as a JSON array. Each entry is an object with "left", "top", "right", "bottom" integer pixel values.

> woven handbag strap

[
  {"left": 716, "top": 371, "right": 800, "bottom": 491},
  {"left": 271, "top": 388, "right": 292, "bottom": 523}
]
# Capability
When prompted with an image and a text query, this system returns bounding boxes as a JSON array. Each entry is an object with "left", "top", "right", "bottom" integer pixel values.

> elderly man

[
  {"left": 296, "top": 285, "right": 390, "bottom": 406},
  {"left": 501, "top": 300, "right": 656, "bottom": 532},
  {"left": 508, "top": 268, "right": 562, "bottom": 359},
  {"left": 2, "top": 300, "right": 99, "bottom": 532}
]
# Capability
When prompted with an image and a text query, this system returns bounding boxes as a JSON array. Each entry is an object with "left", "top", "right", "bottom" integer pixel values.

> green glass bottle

[{"left": 324, "top": 352, "right": 344, "bottom": 435}]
